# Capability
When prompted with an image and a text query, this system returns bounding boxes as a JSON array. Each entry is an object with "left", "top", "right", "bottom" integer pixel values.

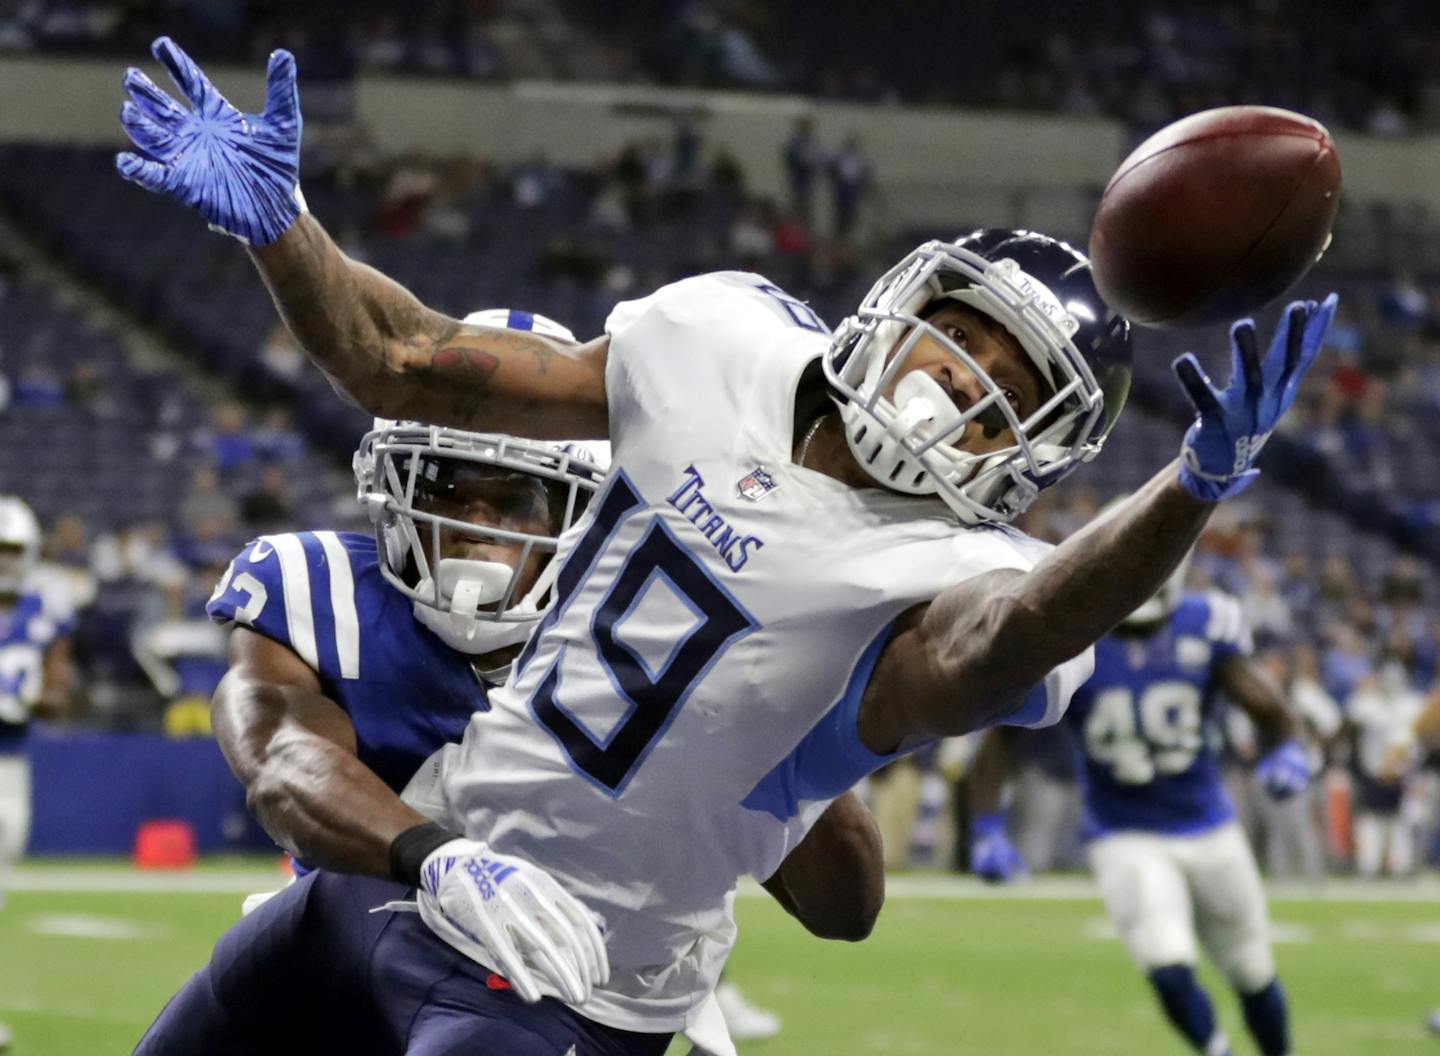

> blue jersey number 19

[{"left": 519, "top": 473, "right": 757, "bottom": 795}]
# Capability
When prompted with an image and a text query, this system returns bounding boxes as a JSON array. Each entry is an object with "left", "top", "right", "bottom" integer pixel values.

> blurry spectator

[
  {"left": 179, "top": 466, "right": 240, "bottom": 542},
  {"left": 241, "top": 466, "right": 296, "bottom": 535},
  {"left": 1347, "top": 658, "right": 1426, "bottom": 877},
  {"left": 253, "top": 408, "right": 305, "bottom": 463},
  {"left": 710, "top": 145, "right": 746, "bottom": 194},
  {"left": 354, "top": 15, "right": 408, "bottom": 70},
  {"left": 1322, "top": 620, "right": 1372, "bottom": 704},
  {"left": 195, "top": 403, "right": 257, "bottom": 472},
  {"left": 671, "top": 118, "right": 704, "bottom": 189},
  {"left": 257, "top": 321, "right": 306, "bottom": 383},
  {"left": 727, "top": 203, "right": 773, "bottom": 267},
  {"left": 11, "top": 364, "right": 64, "bottom": 408},
  {"left": 371, "top": 156, "right": 439, "bottom": 238},
  {"left": 782, "top": 115, "right": 821, "bottom": 224},
  {"left": 33, "top": 511, "right": 97, "bottom": 612},
  {"left": 770, "top": 209, "right": 811, "bottom": 257},
  {"left": 827, "top": 132, "right": 873, "bottom": 239},
  {"left": 512, "top": 152, "right": 562, "bottom": 210},
  {"left": 1251, "top": 645, "right": 1341, "bottom": 878},
  {"left": 1241, "top": 565, "right": 1293, "bottom": 647},
  {"left": 1278, "top": 552, "right": 1317, "bottom": 625},
  {"left": 90, "top": 520, "right": 186, "bottom": 592},
  {"left": 132, "top": 562, "right": 231, "bottom": 738}
]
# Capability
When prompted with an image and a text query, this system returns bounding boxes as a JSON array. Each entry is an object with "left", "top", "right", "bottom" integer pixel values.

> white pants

[
  {"left": 1353, "top": 812, "right": 1414, "bottom": 878},
  {"left": 1088, "top": 822, "right": 1275, "bottom": 993},
  {"left": 0, "top": 754, "right": 30, "bottom": 867}
]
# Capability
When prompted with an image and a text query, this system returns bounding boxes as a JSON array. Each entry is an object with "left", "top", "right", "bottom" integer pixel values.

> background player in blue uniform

[
  {"left": 0, "top": 496, "right": 75, "bottom": 1054},
  {"left": 971, "top": 545, "right": 1313, "bottom": 1056}
]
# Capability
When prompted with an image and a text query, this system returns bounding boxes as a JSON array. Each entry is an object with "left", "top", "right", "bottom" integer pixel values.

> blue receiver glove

[
  {"left": 116, "top": 36, "right": 304, "bottom": 247},
  {"left": 1254, "top": 737, "right": 1312, "bottom": 801},
  {"left": 971, "top": 811, "right": 1028, "bottom": 884},
  {"left": 1173, "top": 294, "right": 1338, "bottom": 502}
]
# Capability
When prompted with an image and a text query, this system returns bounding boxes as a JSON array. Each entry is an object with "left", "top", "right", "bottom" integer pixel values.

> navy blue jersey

[
  {"left": 1064, "top": 591, "right": 1252, "bottom": 837},
  {"left": 0, "top": 589, "right": 73, "bottom": 754},
  {"left": 207, "top": 532, "right": 489, "bottom": 794}
]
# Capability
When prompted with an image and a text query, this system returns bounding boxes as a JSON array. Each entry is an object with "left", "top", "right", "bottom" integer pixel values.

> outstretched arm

[
  {"left": 212, "top": 627, "right": 428, "bottom": 876},
  {"left": 248, "top": 217, "right": 609, "bottom": 435},
  {"left": 860, "top": 296, "right": 1337, "bottom": 751},
  {"left": 761, "top": 790, "right": 883, "bottom": 942},
  {"left": 116, "top": 37, "right": 608, "bottom": 436}
]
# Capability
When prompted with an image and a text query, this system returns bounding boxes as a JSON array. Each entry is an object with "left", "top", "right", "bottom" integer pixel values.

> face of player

[
  {"left": 882, "top": 303, "right": 1047, "bottom": 458},
  {"left": 417, "top": 464, "right": 556, "bottom": 604}
]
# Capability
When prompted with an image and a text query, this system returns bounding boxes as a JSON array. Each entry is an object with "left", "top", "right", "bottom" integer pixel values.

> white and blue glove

[
  {"left": 116, "top": 36, "right": 305, "bottom": 247},
  {"left": 971, "top": 811, "right": 1028, "bottom": 884},
  {"left": 1173, "top": 294, "right": 1338, "bottom": 503},
  {"left": 1255, "top": 738, "right": 1312, "bottom": 801},
  {"left": 412, "top": 838, "right": 609, "bottom": 1005}
]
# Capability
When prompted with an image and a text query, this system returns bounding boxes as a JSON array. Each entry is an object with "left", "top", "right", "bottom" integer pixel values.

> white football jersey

[{"left": 416, "top": 272, "right": 1093, "bottom": 1032}]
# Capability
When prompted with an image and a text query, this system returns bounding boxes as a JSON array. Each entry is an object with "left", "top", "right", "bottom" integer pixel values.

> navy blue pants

[{"left": 134, "top": 871, "right": 673, "bottom": 1056}]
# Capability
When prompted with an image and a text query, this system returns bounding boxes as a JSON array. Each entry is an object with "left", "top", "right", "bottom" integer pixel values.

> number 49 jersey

[
  {"left": 422, "top": 272, "right": 1095, "bottom": 1033},
  {"left": 1065, "top": 591, "right": 1251, "bottom": 838}
]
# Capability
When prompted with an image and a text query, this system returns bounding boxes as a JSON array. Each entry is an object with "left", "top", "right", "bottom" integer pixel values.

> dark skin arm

[
  {"left": 760, "top": 790, "right": 883, "bottom": 942},
  {"left": 1216, "top": 654, "right": 1294, "bottom": 751},
  {"left": 212, "top": 626, "right": 428, "bottom": 877},
  {"left": 860, "top": 463, "right": 1213, "bottom": 751},
  {"left": 966, "top": 727, "right": 1017, "bottom": 818},
  {"left": 248, "top": 215, "right": 609, "bottom": 437}
]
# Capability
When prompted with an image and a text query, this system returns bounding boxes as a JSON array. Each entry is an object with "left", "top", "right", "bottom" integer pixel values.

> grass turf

[{"left": 0, "top": 863, "right": 1435, "bottom": 1055}]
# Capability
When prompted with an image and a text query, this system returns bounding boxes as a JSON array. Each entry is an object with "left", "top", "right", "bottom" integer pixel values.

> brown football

[{"left": 1088, "top": 105, "right": 1341, "bottom": 328}]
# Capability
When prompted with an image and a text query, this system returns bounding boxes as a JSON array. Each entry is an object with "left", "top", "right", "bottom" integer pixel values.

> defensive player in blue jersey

[
  {"left": 117, "top": 38, "right": 1334, "bottom": 1053},
  {"left": 0, "top": 496, "right": 75, "bottom": 1054},
  {"left": 970, "top": 544, "right": 1312, "bottom": 1056}
]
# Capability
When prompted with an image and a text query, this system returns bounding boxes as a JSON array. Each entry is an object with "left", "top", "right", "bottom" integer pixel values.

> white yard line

[{"left": 8, "top": 866, "right": 1437, "bottom": 902}]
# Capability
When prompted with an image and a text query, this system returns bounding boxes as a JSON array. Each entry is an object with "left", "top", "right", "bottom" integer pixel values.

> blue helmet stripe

[{"left": 506, "top": 309, "right": 535, "bottom": 331}]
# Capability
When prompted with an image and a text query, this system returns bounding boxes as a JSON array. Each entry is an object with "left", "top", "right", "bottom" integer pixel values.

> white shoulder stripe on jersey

[
  {"left": 270, "top": 534, "right": 320, "bottom": 671},
  {"left": 315, "top": 531, "right": 361, "bottom": 679}
]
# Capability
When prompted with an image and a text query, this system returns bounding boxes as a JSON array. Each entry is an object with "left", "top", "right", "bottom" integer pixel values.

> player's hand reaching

[
  {"left": 1254, "top": 738, "right": 1312, "bottom": 800},
  {"left": 116, "top": 36, "right": 304, "bottom": 247},
  {"left": 970, "top": 811, "right": 1028, "bottom": 884},
  {"left": 416, "top": 838, "right": 610, "bottom": 1005},
  {"left": 1172, "top": 293, "right": 1338, "bottom": 502}
]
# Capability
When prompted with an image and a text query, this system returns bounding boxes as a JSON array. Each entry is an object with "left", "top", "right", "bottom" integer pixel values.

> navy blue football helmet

[{"left": 824, "top": 228, "right": 1132, "bottom": 524}]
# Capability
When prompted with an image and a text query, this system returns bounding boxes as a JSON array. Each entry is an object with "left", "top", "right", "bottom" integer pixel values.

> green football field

[{"left": 1, "top": 861, "right": 1436, "bottom": 1055}]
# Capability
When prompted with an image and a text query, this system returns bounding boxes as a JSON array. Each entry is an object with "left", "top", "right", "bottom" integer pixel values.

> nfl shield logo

[{"left": 736, "top": 466, "right": 779, "bottom": 501}]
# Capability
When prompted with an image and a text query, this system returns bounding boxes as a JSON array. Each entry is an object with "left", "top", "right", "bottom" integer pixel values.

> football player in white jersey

[
  {"left": 116, "top": 38, "right": 1336, "bottom": 1051},
  {"left": 0, "top": 496, "right": 74, "bottom": 1054},
  {"left": 141, "top": 313, "right": 879, "bottom": 1055}
]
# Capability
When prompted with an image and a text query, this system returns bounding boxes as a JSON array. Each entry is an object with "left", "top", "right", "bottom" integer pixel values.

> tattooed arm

[{"left": 248, "top": 214, "right": 610, "bottom": 437}]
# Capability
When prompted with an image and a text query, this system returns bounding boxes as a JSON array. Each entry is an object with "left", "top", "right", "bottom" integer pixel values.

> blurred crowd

[{"left": 4, "top": 0, "right": 1440, "bottom": 133}]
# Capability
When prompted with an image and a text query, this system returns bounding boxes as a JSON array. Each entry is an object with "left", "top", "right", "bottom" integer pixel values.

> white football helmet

[
  {"left": 0, "top": 496, "right": 41, "bottom": 596},
  {"left": 354, "top": 422, "right": 608, "bottom": 657},
  {"left": 354, "top": 306, "right": 608, "bottom": 661},
  {"left": 824, "top": 229, "right": 1132, "bottom": 525}
]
